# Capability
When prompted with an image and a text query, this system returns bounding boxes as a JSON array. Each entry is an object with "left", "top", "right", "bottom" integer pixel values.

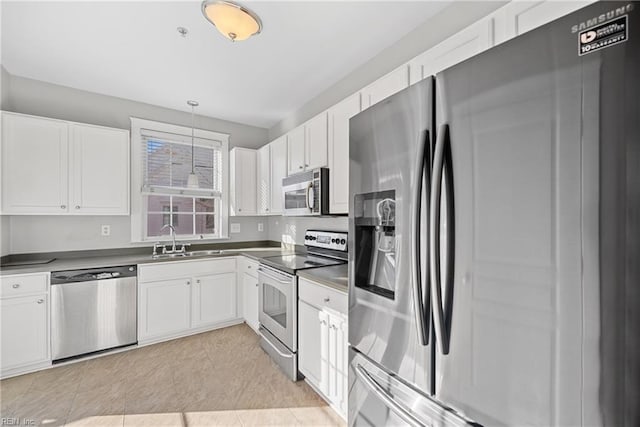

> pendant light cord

[{"left": 191, "top": 103, "right": 195, "bottom": 175}]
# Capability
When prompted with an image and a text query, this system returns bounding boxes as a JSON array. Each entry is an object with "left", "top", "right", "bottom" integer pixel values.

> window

[{"left": 130, "top": 118, "right": 230, "bottom": 242}]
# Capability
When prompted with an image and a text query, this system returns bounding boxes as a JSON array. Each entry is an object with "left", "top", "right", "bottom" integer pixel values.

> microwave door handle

[{"left": 307, "top": 183, "right": 314, "bottom": 212}]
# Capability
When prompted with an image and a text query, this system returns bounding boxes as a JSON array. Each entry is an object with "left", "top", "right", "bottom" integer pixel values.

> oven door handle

[
  {"left": 259, "top": 328, "right": 294, "bottom": 359},
  {"left": 257, "top": 268, "right": 292, "bottom": 284}
]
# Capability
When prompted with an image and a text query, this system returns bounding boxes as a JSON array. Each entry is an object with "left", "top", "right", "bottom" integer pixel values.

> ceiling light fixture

[
  {"left": 187, "top": 100, "right": 200, "bottom": 189},
  {"left": 201, "top": 0, "right": 262, "bottom": 42}
]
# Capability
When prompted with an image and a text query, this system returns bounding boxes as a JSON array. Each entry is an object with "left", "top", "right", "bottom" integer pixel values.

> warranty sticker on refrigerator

[{"left": 579, "top": 16, "right": 628, "bottom": 56}]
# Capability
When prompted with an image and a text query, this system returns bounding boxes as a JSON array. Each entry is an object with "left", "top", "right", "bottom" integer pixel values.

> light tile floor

[{"left": 0, "top": 324, "right": 345, "bottom": 427}]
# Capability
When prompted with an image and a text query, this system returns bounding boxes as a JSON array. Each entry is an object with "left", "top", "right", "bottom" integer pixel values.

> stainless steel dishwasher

[{"left": 51, "top": 265, "right": 137, "bottom": 361}]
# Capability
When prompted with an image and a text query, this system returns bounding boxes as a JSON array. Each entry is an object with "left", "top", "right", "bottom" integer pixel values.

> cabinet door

[
  {"left": 138, "top": 279, "right": 191, "bottom": 341},
  {"left": 304, "top": 112, "right": 328, "bottom": 170},
  {"left": 242, "top": 272, "right": 259, "bottom": 331},
  {"left": 231, "top": 148, "right": 257, "bottom": 215},
  {"left": 287, "top": 126, "right": 305, "bottom": 175},
  {"left": 494, "top": 0, "right": 595, "bottom": 45},
  {"left": 257, "top": 145, "right": 271, "bottom": 215},
  {"left": 409, "top": 18, "right": 494, "bottom": 85},
  {"left": 70, "top": 124, "right": 129, "bottom": 215},
  {"left": 269, "top": 136, "right": 287, "bottom": 214},
  {"left": 298, "top": 300, "right": 324, "bottom": 391},
  {"left": 1, "top": 295, "right": 49, "bottom": 371},
  {"left": 361, "top": 65, "right": 409, "bottom": 110},
  {"left": 319, "top": 310, "right": 330, "bottom": 395},
  {"left": 335, "top": 315, "right": 349, "bottom": 416},
  {"left": 192, "top": 272, "right": 237, "bottom": 328},
  {"left": 1, "top": 113, "right": 69, "bottom": 214},
  {"left": 328, "top": 93, "right": 361, "bottom": 214}
]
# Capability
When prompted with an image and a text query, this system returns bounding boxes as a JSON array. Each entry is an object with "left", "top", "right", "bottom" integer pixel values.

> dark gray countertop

[
  {"left": 297, "top": 264, "right": 348, "bottom": 293},
  {"left": 0, "top": 243, "right": 298, "bottom": 276}
]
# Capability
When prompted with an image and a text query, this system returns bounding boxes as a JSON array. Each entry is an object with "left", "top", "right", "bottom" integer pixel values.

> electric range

[{"left": 257, "top": 230, "right": 348, "bottom": 381}]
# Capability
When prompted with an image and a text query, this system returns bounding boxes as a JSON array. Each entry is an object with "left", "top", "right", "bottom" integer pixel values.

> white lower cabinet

[
  {"left": 191, "top": 272, "right": 237, "bottom": 328},
  {"left": 0, "top": 273, "right": 51, "bottom": 378},
  {"left": 240, "top": 256, "right": 260, "bottom": 331},
  {"left": 298, "top": 277, "right": 348, "bottom": 419},
  {"left": 138, "top": 258, "right": 239, "bottom": 344},
  {"left": 139, "top": 278, "right": 191, "bottom": 339}
]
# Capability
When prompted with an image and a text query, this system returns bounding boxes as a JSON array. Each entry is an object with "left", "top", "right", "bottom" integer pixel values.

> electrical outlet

[
  {"left": 258, "top": 222, "right": 264, "bottom": 232},
  {"left": 231, "top": 223, "right": 241, "bottom": 233},
  {"left": 101, "top": 225, "right": 111, "bottom": 236}
]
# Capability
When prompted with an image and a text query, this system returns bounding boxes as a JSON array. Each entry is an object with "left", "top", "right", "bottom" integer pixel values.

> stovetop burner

[
  {"left": 260, "top": 254, "right": 345, "bottom": 274},
  {"left": 258, "top": 230, "right": 348, "bottom": 275}
]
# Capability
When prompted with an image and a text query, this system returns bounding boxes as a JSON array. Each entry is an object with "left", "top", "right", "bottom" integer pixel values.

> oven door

[
  {"left": 283, "top": 180, "right": 316, "bottom": 216},
  {"left": 258, "top": 265, "right": 297, "bottom": 351}
]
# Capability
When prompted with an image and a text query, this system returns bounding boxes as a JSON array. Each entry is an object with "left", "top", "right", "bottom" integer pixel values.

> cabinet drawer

[
  {"left": 242, "top": 257, "right": 260, "bottom": 278},
  {"left": 139, "top": 258, "right": 236, "bottom": 282},
  {"left": 0, "top": 273, "right": 48, "bottom": 298},
  {"left": 299, "top": 277, "right": 347, "bottom": 315}
]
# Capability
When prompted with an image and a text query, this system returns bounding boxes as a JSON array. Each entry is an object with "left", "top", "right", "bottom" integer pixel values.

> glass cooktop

[{"left": 261, "top": 254, "right": 345, "bottom": 274}]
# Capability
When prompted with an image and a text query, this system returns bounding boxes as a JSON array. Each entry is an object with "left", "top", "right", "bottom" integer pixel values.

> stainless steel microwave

[{"left": 282, "top": 167, "right": 329, "bottom": 216}]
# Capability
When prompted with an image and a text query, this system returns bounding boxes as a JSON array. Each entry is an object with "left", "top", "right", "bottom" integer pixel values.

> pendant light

[
  {"left": 187, "top": 100, "right": 200, "bottom": 189},
  {"left": 201, "top": 0, "right": 262, "bottom": 42}
]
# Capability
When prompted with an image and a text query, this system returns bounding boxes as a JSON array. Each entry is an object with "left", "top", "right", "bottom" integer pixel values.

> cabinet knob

[
  {"left": 248, "top": 265, "right": 251, "bottom": 269},
  {"left": 37, "top": 299, "right": 44, "bottom": 304},
  {"left": 12, "top": 284, "right": 20, "bottom": 289},
  {"left": 299, "top": 166, "right": 303, "bottom": 169},
  {"left": 60, "top": 205, "right": 66, "bottom": 209},
  {"left": 186, "top": 281, "right": 191, "bottom": 285},
  {"left": 324, "top": 297, "right": 330, "bottom": 303},
  {"left": 305, "top": 164, "right": 309, "bottom": 167},
  {"left": 320, "top": 320, "right": 327, "bottom": 325},
  {"left": 266, "top": 208, "right": 269, "bottom": 211},
  {"left": 255, "top": 283, "right": 259, "bottom": 287},
  {"left": 239, "top": 208, "right": 242, "bottom": 212},
  {"left": 196, "top": 279, "right": 201, "bottom": 284},
  {"left": 75, "top": 205, "right": 80, "bottom": 209}
]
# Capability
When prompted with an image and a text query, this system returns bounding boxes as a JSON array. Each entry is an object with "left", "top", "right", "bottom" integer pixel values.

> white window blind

[{"left": 141, "top": 129, "right": 222, "bottom": 197}]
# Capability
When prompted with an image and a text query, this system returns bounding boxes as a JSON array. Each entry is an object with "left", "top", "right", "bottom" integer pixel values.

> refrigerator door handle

[
  {"left": 430, "top": 124, "right": 450, "bottom": 355},
  {"left": 355, "top": 364, "right": 424, "bottom": 427},
  {"left": 411, "top": 129, "right": 430, "bottom": 346}
]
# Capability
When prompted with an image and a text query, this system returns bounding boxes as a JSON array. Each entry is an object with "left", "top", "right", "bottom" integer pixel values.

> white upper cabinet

[
  {"left": 70, "top": 124, "right": 129, "bottom": 215},
  {"left": 256, "top": 136, "right": 287, "bottom": 216},
  {"left": 1, "top": 112, "right": 130, "bottom": 215},
  {"left": 1, "top": 113, "right": 69, "bottom": 214},
  {"left": 230, "top": 147, "right": 257, "bottom": 216},
  {"left": 287, "top": 125, "right": 306, "bottom": 175},
  {"left": 493, "top": 1, "right": 596, "bottom": 45},
  {"left": 328, "top": 93, "right": 361, "bottom": 214},
  {"left": 409, "top": 17, "right": 494, "bottom": 85},
  {"left": 269, "top": 135, "right": 287, "bottom": 215},
  {"left": 361, "top": 64, "right": 410, "bottom": 110},
  {"left": 287, "top": 112, "right": 328, "bottom": 176},
  {"left": 304, "top": 112, "right": 328, "bottom": 171},
  {"left": 257, "top": 144, "right": 271, "bottom": 215}
]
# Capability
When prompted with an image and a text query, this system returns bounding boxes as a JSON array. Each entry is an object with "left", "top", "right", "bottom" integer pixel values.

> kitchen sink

[{"left": 152, "top": 249, "right": 222, "bottom": 260}]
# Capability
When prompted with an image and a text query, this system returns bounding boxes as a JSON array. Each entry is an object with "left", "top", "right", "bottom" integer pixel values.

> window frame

[{"left": 130, "top": 117, "right": 230, "bottom": 242}]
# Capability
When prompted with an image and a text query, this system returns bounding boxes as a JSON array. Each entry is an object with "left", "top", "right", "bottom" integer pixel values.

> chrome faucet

[{"left": 161, "top": 224, "right": 177, "bottom": 253}]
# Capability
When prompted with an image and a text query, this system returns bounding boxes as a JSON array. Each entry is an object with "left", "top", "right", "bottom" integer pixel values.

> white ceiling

[{"left": 1, "top": 1, "right": 450, "bottom": 129}]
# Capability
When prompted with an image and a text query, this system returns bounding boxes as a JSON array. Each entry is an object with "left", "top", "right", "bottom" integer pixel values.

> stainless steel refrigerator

[{"left": 348, "top": 2, "right": 639, "bottom": 426}]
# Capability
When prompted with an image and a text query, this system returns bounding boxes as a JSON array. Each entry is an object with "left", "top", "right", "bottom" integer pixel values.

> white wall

[
  {"left": 1, "top": 69, "right": 270, "bottom": 255},
  {"left": 268, "top": 216, "right": 348, "bottom": 247},
  {"left": 268, "top": 1, "right": 506, "bottom": 139},
  {"left": 8, "top": 216, "right": 269, "bottom": 254}
]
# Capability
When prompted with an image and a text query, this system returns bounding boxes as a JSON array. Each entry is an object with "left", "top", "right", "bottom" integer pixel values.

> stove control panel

[{"left": 304, "top": 230, "right": 348, "bottom": 252}]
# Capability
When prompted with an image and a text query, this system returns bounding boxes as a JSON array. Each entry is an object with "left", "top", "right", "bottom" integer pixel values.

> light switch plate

[
  {"left": 258, "top": 223, "right": 264, "bottom": 232},
  {"left": 231, "top": 223, "right": 241, "bottom": 233}
]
